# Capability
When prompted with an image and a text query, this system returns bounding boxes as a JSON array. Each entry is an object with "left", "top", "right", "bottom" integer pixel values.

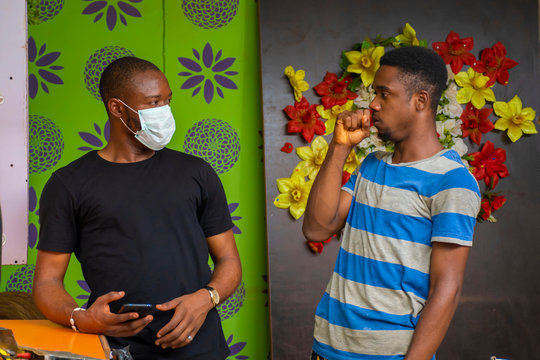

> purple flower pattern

[
  {"left": 29, "top": 0, "right": 64, "bottom": 24},
  {"left": 29, "top": 115, "right": 64, "bottom": 174},
  {"left": 82, "top": 0, "right": 142, "bottom": 31},
  {"left": 182, "top": 0, "right": 239, "bottom": 30},
  {"left": 178, "top": 43, "right": 238, "bottom": 104},
  {"left": 28, "top": 186, "right": 40, "bottom": 249},
  {"left": 226, "top": 334, "right": 249, "bottom": 360},
  {"left": 84, "top": 46, "right": 135, "bottom": 100},
  {"left": 78, "top": 120, "right": 111, "bottom": 151},
  {"left": 6, "top": 265, "right": 36, "bottom": 293},
  {"left": 76, "top": 280, "right": 91, "bottom": 309},
  {"left": 228, "top": 203, "right": 242, "bottom": 234},
  {"left": 28, "top": 36, "right": 64, "bottom": 99},
  {"left": 183, "top": 118, "right": 240, "bottom": 174}
]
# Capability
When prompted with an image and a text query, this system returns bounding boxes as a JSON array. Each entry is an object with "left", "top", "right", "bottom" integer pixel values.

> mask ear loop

[
  {"left": 119, "top": 116, "right": 137, "bottom": 135},
  {"left": 116, "top": 98, "right": 140, "bottom": 135}
]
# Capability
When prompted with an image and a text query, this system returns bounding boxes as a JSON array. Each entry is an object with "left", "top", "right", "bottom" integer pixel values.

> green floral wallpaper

[{"left": 1, "top": 1, "right": 269, "bottom": 358}]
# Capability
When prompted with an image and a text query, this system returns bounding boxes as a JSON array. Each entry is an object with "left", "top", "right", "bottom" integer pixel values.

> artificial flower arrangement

[{"left": 274, "top": 23, "right": 538, "bottom": 254}]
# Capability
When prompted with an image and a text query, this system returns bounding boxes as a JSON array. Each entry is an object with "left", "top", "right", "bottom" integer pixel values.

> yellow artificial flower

[
  {"left": 454, "top": 67, "right": 496, "bottom": 109},
  {"left": 493, "top": 95, "right": 537, "bottom": 142},
  {"left": 284, "top": 65, "right": 310, "bottom": 102},
  {"left": 345, "top": 46, "right": 384, "bottom": 87},
  {"left": 316, "top": 100, "right": 354, "bottom": 135},
  {"left": 343, "top": 148, "right": 361, "bottom": 174},
  {"left": 295, "top": 136, "right": 328, "bottom": 179},
  {"left": 392, "top": 23, "right": 420, "bottom": 47},
  {"left": 274, "top": 169, "right": 314, "bottom": 219}
]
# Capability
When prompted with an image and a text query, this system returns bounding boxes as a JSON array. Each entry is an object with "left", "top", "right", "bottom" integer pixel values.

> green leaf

[
  {"left": 339, "top": 51, "right": 351, "bottom": 71},
  {"left": 379, "top": 37, "right": 398, "bottom": 47},
  {"left": 436, "top": 113, "right": 448, "bottom": 122},
  {"left": 348, "top": 76, "right": 364, "bottom": 92},
  {"left": 361, "top": 37, "right": 374, "bottom": 51},
  {"left": 419, "top": 39, "right": 428, "bottom": 48}
]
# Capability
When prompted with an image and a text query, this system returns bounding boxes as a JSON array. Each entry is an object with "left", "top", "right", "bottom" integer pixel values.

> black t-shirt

[{"left": 38, "top": 148, "right": 233, "bottom": 360}]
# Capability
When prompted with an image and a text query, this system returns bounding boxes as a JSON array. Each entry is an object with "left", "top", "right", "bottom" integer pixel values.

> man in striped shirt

[{"left": 303, "top": 46, "right": 481, "bottom": 360}]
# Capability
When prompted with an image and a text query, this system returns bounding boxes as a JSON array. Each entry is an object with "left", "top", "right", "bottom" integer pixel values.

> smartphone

[{"left": 118, "top": 303, "right": 153, "bottom": 318}]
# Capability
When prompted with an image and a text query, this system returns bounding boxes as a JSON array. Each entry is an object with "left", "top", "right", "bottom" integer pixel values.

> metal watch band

[{"left": 203, "top": 286, "right": 219, "bottom": 307}]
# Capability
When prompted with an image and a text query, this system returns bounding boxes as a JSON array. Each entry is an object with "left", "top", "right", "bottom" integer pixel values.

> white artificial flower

[
  {"left": 443, "top": 101, "right": 463, "bottom": 119},
  {"left": 444, "top": 118, "right": 463, "bottom": 137},
  {"left": 445, "top": 82, "right": 458, "bottom": 98},
  {"left": 354, "top": 84, "right": 375, "bottom": 109},
  {"left": 436, "top": 121, "right": 445, "bottom": 139},
  {"left": 357, "top": 127, "right": 387, "bottom": 155},
  {"left": 446, "top": 64, "right": 454, "bottom": 83},
  {"left": 452, "top": 137, "right": 468, "bottom": 157}
]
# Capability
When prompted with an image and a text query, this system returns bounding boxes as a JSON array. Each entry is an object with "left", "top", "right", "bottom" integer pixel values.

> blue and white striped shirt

[{"left": 313, "top": 149, "right": 481, "bottom": 360}]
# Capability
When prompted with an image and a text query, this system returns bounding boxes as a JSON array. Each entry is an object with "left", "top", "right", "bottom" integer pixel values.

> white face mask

[{"left": 117, "top": 99, "right": 176, "bottom": 151}]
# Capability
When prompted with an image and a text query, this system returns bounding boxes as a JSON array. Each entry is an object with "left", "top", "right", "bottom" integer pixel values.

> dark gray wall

[{"left": 260, "top": 1, "right": 540, "bottom": 359}]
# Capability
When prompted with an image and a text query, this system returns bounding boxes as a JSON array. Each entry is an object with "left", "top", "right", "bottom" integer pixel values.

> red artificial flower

[
  {"left": 479, "top": 194, "right": 506, "bottom": 220},
  {"left": 490, "top": 194, "right": 506, "bottom": 212},
  {"left": 307, "top": 241, "right": 324, "bottom": 254},
  {"left": 479, "top": 197, "right": 491, "bottom": 220},
  {"left": 306, "top": 235, "right": 335, "bottom": 254},
  {"left": 283, "top": 96, "right": 326, "bottom": 143},
  {"left": 313, "top": 72, "right": 358, "bottom": 109},
  {"left": 281, "top": 142, "right": 294, "bottom": 153},
  {"left": 460, "top": 103, "right": 494, "bottom": 145},
  {"left": 432, "top": 31, "right": 476, "bottom": 74},
  {"left": 341, "top": 171, "right": 351, "bottom": 186},
  {"left": 469, "top": 141, "right": 509, "bottom": 189},
  {"left": 471, "top": 42, "right": 518, "bottom": 86}
]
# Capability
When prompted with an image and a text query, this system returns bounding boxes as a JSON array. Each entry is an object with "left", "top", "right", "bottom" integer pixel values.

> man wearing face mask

[{"left": 33, "top": 57, "right": 242, "bottom": 360}]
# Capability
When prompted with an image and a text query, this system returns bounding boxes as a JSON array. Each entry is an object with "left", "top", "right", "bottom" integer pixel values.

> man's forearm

[
  {"left": 207, "top": 255, "right": 242, "bottom": 303},
  {"left": 33, "top": 278, "right": 79, "bottom": 327},
  {"left": 303, "top": 141, "right": 352, "bottom": 241},
  {"left": 404, "top": 286, "right": 461, "bottom": 360}
]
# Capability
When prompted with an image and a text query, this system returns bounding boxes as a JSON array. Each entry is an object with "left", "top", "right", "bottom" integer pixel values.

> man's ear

[
  {"left": 415, "top": 90, "right": 430, "bottom": 111},
  {"left": 108, "top": 98, "right": 124, "bottom": 119}
]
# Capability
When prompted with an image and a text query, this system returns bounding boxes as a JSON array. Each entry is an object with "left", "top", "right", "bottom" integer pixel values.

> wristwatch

[{"left": 203, "top": 286, "right": 220, "bottom": 307}]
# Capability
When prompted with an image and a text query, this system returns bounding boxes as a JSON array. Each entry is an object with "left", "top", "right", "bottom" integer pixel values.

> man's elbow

[
  {"left": 429, "top": 280, "right": 463, "bottom": 308},
  {"left": 302, "top": 219, "right": 332, "bottom": 242}
]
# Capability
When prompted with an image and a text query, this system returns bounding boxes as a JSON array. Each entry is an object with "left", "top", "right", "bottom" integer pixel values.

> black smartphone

[{"left": 118, "top": 303, "right": 153, "bottom": 318}]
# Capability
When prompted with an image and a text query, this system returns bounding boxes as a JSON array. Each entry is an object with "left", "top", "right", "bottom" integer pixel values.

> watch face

[{"left": 211, "top": 290, "right": 219, "bottom": 305}]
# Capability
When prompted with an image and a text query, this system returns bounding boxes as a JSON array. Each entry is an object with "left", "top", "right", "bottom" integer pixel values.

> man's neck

[
  {"left": 391, "top": 120, "right": 443, "bottom": 164},
  {"left": 98, "top": 141, "right": 155, "bottom": 163}
]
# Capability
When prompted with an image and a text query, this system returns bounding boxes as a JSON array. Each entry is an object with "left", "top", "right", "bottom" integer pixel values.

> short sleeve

[
  {"left": 341, "top": 152, "right": 373, "bottom": 195},
  {"left": 430, "top": 172, "right": 481, "bottom": 247},
  {"left": 198, "top": 162, "right": 234, "bottom": 237},
  {"left": 37, "top": 173, "right": 78, "bottom": 253},
  {"left": 341, "top": 174, "right": 357, "bottom": 195}
]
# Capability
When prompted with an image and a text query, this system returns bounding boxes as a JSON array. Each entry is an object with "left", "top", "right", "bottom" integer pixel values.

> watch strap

[{"left": 203, "top": 286, "right": 219, "bottom": 307}]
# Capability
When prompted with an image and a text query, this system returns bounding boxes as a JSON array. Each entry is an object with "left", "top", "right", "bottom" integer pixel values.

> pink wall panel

[{"left": 0, "top": 1, "right": 29, "bottom": 265}]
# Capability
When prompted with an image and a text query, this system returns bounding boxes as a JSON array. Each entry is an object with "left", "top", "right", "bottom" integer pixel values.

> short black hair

[
  {"left": 99, "top": 56, "right": 161, "bottom": 105},
  {"left": 379, "top": 46, "right": 447, "bottom": 112}
]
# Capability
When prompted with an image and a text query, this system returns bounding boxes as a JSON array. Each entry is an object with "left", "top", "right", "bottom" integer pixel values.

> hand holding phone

[{"left": 118, "top": 303, "right": 153, "bottom": 318}]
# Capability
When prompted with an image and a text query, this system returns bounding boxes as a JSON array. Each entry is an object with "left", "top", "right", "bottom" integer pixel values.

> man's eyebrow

[
  {"left": 144, "top": 92, "right": 173, "bottom": 98},
  {"left": 374, "top": 85, "right": 390, "bottom": 91}
]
